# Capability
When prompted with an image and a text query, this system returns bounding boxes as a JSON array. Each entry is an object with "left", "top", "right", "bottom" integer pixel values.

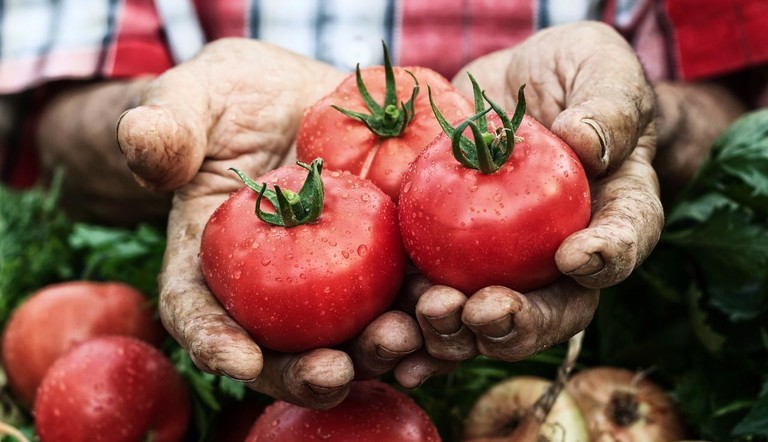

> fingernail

[
  {"left": 581, "top": 118, "right": 608, "bottom": 165},
  {"left": 565, "top": 253, "right": 606, "bottom": 277},
  {"left": 376, "top": 345, "right": 409, "bottom": 360},
  {"left": 470, "top": 314, "right": 513, "bottom": 339},
  {"left": 424, "top": 313, "right": 462, "bottom": 336},
  {"left": 115, "top": 109, "right": 132, "bottom": 154},
  {"left": 307, "top": 383, "right": 344, "bottom": 396}
]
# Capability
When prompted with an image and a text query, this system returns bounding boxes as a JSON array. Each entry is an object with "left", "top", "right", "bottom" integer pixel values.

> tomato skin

[
  {"left": 398, "top": 114, "right": 591, "bottom": 294},
  {"left": 0, "top": 281, "right": 164, "bottom": 407},
  {"left": 34, "top": 336, "right": 191, "bottom": 442},
  {"left": 296, "top": 66, "right": 474, "bottom": 201},
  {"left": 246, "top": 380, "right": 440, "bottom": 442},
  {"left": 200, "top": 165, "right": 406, "bottom": 353}
]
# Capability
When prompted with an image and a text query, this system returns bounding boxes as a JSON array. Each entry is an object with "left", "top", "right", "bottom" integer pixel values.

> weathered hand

[
  {"left": 409, "top": 21, "right": 664, "bottom": 363},
  {"left": 116, "top": 38, "right": 439, "bottom": 408}
]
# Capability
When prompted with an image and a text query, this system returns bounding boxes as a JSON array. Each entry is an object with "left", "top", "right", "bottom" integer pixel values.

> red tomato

[
  {"left": 246, "top": 380, "right": 440, "bottom": 441},
  {"left": 1, "top": 281, "right": 164, "bottom": 407},
  {"left": 398, "top": 112, "right": 591, "bottom": 294},
  {"left": 34, "top": 336, "right": 191, "bottom": 442},
  {"left": 296, "top": 65, "right": 473, "bottom": 202},
  {"left": 200, "top": 161, "right": 406, "bottom": 353}
]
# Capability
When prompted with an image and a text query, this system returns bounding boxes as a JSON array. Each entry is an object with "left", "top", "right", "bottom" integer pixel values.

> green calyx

[
  {"left": 430, "top": 73, "right": 526, "bottom": 174},
  {"left": 230, "top": 158, "right": 325, "bottom": 228},
  {"left": 332, "top": 41, "right": 419, "bottom": 138}
]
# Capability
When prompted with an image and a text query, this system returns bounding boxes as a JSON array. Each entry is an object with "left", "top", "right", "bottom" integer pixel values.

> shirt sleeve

[
  {"left": 0, "top": 0, "right": 176, "bottom": 94},
  {"left": 663, "top": 0, "right": 768, "bottom": 81}
]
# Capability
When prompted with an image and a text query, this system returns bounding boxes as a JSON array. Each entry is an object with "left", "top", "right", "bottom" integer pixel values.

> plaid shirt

[
  {"left": 3, "top": 0, "right": 767, "bottom": 94},
  {"left": 1, "top": 0, "right": 767, "bottom": 185}
]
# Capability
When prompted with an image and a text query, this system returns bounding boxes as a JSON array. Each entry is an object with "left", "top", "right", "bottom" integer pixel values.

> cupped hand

[
  {"left": 407, "top": 21, "right": 664, "bottom": 363},
  {"left": 116, "top": 38, "right": 450, "bottom": 408}
]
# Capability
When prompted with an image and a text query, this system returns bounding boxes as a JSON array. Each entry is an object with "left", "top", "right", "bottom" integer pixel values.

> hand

[
  {"left": 34, "top": 79, "right": 171, "bottom": 224},
  {"left": 116, "top": 39, "right": 449, "bottom": 408},
  {"left": 653, "top": 81, "right": 746, "bottom": 201},
  {"left": 407, "top": 21, "right": 664, "bottom": 362}
]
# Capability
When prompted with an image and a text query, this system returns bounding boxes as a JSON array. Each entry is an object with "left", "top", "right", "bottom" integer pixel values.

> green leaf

[
  {"left": 733, "top": 380, "right": 768, "bottom": 437},
  {"left": 0, "top": 172, "right": 74, "bottom": 324},
  {"left": 662, "top": 208, "right": 768, "bottom": 283}
]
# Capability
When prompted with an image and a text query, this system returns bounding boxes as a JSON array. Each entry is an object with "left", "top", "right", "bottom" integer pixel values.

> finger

[
  {"left": 547, "top": 23, "right": 656, "bottom": 177},
  {"left": 116, "top": 67, "right": 210, "bottom": 191},
  {"left": 462, "top": 281, "right": 599, "bottom": 361},
  {"left": 392, "top": 272, "right": 434, "bottom": 316},
  {"left": 393, "top": 350, "right": 461, "bottom": 389},
  {"left": 556, "top": 130, "right": 664, "bottom": 288},
  {"left": 249, "top": 348, "right": 355, "bottom": 410},
  {"left": 346, "top": 311, "right": 423, "bottom": 380},
  {"left": 415, "top": 286, "right": 478, "bottom": 361},
  {"left": 158, "top": 194, "right": 263, "bottom": 381}
]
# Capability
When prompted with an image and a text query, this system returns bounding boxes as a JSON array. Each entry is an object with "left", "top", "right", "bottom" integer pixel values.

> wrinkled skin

[
  {"left": 116, "top": 25, "right": 660, "bottom": 408},
  {"left": 7, "top": 21, "right": 715, "bottom": 409}
]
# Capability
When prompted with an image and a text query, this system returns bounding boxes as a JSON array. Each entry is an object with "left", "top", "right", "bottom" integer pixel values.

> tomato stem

[
  {"left": 331, "top": 41, "right": 419, "bottom": 138},
  {"left": 430, "top": 73, "right": 527, "bottom": 174},
  {"left": 230, "top": 158, "right": 325, "bottom": 227}
]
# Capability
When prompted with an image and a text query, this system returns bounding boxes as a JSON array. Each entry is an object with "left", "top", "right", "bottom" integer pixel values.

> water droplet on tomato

[
  {"left": 493, "top": 193, "right": 503, "bottom": 202},
  {"left": 323, "top": 287, "right": 331, "bottom": 293},
  {"left": 402, "top": 181, "right": 412, "bottom": 193},
  {"left": 261, "top": 259, "right": 271, "bottom": 266},
  {"left": 342, "top": 250, "right": 350, "bottom": 259},
  {"left": 361, "top": 193, "right": 370, "bottom": 202},
  {"left": 232, "top": 270, "right": 241, "bottom": 280},
  {"left": 300, "top": 273, "right": 307, "bottom": 279},
  {"left": 469, "top": 184, "right": 478, "bottom": 192},
  {"left": 357, "top": 245, "right": 369, "bottom": 257},
  {"left": 328, "top": 240, "right": 337, "bottom": 246}
]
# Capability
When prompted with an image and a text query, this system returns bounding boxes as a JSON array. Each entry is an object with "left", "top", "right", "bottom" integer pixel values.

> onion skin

[
  {"left": 463, "top": 376, "right": 589, "bottom": 442},
  {"left": 565, "top": 367, "right": 688, "bottom": 441}
]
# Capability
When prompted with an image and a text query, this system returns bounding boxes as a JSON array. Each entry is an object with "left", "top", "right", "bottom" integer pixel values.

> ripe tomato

[
  {"left": 200, "top": 159, "right": 406, "bottom": 353},
  {"left": 1, "top": 281, "right": 164, "bottom": 407},
  {"left": 398, "top": 79, "right": 591, "bottom": 294},
  {"left": 246, "top": 380, "right": 440, "bottom": 441},
  {"left": 34, "top": 336, "right": 191, "bottom": 442},
  {"left": 296, "top": 45, "right": 473, "bottom": 202}
]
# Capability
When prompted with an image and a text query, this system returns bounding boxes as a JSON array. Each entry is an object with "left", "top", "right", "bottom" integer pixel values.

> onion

[
  {"left": 462, "top": 375, "right": 589, "bottom": 441},
  {"left": 565, "top": 367, "right": 687, "bottom": 441}
]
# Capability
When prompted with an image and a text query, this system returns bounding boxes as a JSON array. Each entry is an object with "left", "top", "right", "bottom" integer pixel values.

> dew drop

[
  {"left": 402, "top": 181, "right": 412, "bottom": 193},
  {"left": 342, "top": 250, "right": 350, "bottom": 258},
  {"left": 357, "top": 245, "right": 369, "bottom": 257},
  {"left": 261, "top": 259, "right": 271, "bottom": 266},
  {"left": 493, "top": 193, "right": 503, "bottom": 202}
]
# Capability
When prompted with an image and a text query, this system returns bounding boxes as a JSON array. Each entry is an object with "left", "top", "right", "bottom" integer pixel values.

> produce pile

[{"left": 1, "top": 48, "right": 768, "bottom": 441}]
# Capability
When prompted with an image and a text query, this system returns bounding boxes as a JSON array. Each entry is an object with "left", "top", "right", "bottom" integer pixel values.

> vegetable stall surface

[
  {"left": 296, "top": 42, "right": 473, "bottom": 202},
  {"left": 1, "top": 281, "right": 164, "bottom": 408},
  {"left": 33, "top": 336, "right": 191, "bottom": 442},
  {"left": 565, "top": 367, "right": 687, "bottom": 441},
  {"left": 398, "top": 76, "right": 590, "bottom": 294},
  {"left": 246, "top": 380, "right": 440, "bottom": 441},
  {"left": 200, "top": 159, "right": 407, "bottom": 353}
]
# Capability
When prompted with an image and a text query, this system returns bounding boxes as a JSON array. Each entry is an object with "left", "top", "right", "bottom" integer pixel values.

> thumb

[
  {"left": 550, "top": 93, "right": 653, "bottom": 178},
  {"left": 116, "top": 71, "right": 210, "bottom": 191}
]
